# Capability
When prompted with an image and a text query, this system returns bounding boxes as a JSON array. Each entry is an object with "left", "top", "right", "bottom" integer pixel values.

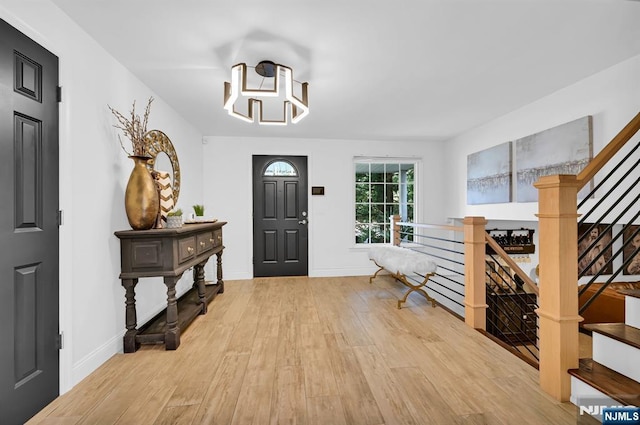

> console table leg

[
  {"left": 164, "top": 276, "right": 181, "bottom": 350},
  {"left": 193, "top": 262, "right": 207, "bottom": 314},
  {"left": 122, "top": 278, "right": 139, "bottom": 353},
  {"left": 216, "top": 250, "right": 225, "bottom": 293}
]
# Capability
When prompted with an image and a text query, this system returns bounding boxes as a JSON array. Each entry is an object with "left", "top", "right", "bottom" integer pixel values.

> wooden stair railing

[
  {"left": 534, "top": 111, "right": 640, "bottom": 402},
  {"left": 576, "top": 112, "right": 640, "bottom": 188},
  {"left": 484, "top": 234, "right": 539, "bottom": 297},
  {"left": 389, "top": 215, "right": 545, "bottom": 370}
]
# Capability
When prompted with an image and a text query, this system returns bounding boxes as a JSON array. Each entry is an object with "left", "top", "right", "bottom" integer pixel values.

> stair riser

[
  {"left": 571, "top": 377, "right": 624, "bottom": 422},
  {"left": 592, "top": 333, "right": 640, "bottom": 383},
  {"left": 626, "top": 296, "right": 640, "bottom": 329}
]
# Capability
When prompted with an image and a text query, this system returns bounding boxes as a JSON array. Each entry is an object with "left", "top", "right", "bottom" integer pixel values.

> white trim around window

[{"left": 353, "top": 157, "right": 420, "bottom": 246}]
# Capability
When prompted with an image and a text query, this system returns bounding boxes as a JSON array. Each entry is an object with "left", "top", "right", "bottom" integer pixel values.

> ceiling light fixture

[{"left": 223, "top": 60, "right": 309, "bottom": 125}]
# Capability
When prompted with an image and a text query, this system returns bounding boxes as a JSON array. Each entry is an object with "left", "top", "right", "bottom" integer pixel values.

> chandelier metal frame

[{"left": 223, "top": 61, "right": 309, "bottom": 125}]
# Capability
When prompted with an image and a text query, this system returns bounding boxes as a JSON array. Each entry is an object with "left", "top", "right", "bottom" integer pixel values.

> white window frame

[{"left": 353, "top": 157, "right": 420, "bottom": 246}]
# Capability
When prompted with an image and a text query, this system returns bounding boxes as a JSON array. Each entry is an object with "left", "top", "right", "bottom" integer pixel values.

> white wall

[
  {"left": 0, "top": 1, "right": 204, "bottom": 392},
  {"left": 202, "top": 136, "right": 445, "bottom": 279},
  {"left": 442, "top": 54, "right": 640, "bottom": 285},
  {"left": 442, "top": 53, "right": 640, "bottom": 222},
  {"left": 3, "top": 0, "right": 638, "bottom": 398}
]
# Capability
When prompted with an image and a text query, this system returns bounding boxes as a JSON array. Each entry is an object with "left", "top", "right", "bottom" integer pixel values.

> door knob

[{"left": 298, "top": 219, "right": 308, "bottom": 225}]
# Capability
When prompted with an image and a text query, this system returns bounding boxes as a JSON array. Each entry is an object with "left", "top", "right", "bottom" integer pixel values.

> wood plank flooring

[{"left": 28, "top": 276, "right": 585, "bottom": 424}]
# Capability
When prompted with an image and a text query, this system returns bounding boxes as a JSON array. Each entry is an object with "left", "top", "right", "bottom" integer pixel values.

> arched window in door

[{"left": 263, "top": 160, "right": 298, "bottom": 177}]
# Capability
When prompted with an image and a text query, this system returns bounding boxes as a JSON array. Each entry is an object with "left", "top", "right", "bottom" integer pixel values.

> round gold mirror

[{"left": 144, "top": 130, "right": 181, "bottom": 205}]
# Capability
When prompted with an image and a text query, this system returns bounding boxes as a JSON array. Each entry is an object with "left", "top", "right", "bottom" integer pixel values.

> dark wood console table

[{"left": 115, "top": 221, "right": 226, "bottom": 353}]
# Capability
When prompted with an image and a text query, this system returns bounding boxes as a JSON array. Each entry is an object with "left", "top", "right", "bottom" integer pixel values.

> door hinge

[
  {"left": 57, "top": 332, "right": 64, "bottom": 350},
  {"left": 57, "top": 210, "right": 64, "bottom": 226},
  {"left": 56, "top": 86, "right": 62, "bottom": 103}
]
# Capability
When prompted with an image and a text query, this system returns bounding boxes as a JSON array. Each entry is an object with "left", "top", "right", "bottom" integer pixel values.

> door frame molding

[
  {"left": 252, "top": 154, "right": 310, "bottom": 277},
  {"left": 0, "top": 8, "right": 72, "bottom": 393}
]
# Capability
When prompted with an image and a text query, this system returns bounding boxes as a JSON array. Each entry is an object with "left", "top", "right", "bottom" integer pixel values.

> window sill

[{"left": 350, "top": 243, "right": 390, "bottom": 251}]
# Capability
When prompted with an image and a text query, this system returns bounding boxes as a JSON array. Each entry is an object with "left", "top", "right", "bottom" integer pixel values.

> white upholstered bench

[{"left": 368, "top": 245, "right": 438, "bottom": 309}]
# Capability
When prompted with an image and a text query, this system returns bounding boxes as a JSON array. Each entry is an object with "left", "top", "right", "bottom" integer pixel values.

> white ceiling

[{"left": 51, "top": 0, "right": 640, "bottom": 142}]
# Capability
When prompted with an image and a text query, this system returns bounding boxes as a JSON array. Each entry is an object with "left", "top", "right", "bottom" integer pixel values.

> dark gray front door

[
  {"left": 253, "top": 155, "right": 308, "bottom": 277},
  {"left": 0, "top": 18, "right": 60, "bottom": 424}
]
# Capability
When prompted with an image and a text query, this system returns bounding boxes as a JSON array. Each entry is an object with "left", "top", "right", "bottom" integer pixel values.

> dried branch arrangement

[{"left": 108, "top": 97, "right": 154, "bottom": 156}]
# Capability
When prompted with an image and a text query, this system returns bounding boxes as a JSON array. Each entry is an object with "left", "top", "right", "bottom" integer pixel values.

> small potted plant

[
  {"left": 166, "top": 208, "right": 183, "bottom": 228},
  {"left": 193, "top": 204, "right": 205, "bottom": 220}
]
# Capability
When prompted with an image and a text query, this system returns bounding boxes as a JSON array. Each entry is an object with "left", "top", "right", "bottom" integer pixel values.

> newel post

[
  {"left": 463, "top": 216, "right": 488, "bottom": 330},
  {"left": 534, "top": 175, "right": 581, "bottom": 401}
]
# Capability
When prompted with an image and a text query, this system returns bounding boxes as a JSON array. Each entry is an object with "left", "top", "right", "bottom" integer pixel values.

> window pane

[
  {"left": 404, "top": 165, "right": 414, "bottom": 183},
  {"left": 355, "top": 163, "right": 369, "bottom": 182},
  {"left": 406, "top": 205, "right": 414, "bottom": 221},
  {"left": 371, "top": 204, "right": 385, "bottom": 223},
  {"left": 386, "top": 204, "right": 399, "bottom": 218},
  {"left": 355, "top": 204, "right": 370, "bottom": 223},
  {"left": 385, "top": 164, "right": 399, "bottom": 182},
  {"left": 264, "top": 161, "right": 297, "bottom": 176},
  {"left": 371, "top": 184, "right": 385, "bottom": 202},
  {"left": 355, "top": 183, "right": 370, "bottom": 202},
  {"left": 386, "top": 184, "right": 399, "bottom": 203},
  {"left": 355, "top": 224, "right": 370, "bottom": 243},
  {"left": 370, "top": 164, "right": 385, "bottom": 182},
  {"left": 370, "top": 224, "right": 385, "bottom": 243},
  {"left": 406, "top": 183, "right": 414, "bottom": 203}
]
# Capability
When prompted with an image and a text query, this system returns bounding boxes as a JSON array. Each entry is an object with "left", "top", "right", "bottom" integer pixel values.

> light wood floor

[{"left": 28, "top": 275, "right": 587, "bottom": 425}]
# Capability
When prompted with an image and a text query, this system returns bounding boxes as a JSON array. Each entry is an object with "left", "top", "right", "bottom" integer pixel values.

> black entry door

[
  {"left": 0, "top": 18, "right": 60, "bottom": 424},
  {"left": 253, "top": 155, "right": 308, "bottom": 277}
]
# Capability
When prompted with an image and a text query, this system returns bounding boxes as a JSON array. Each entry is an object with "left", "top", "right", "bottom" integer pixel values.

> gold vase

[{"left": 125, "top": 155, "right": 159, "bottom": 230}]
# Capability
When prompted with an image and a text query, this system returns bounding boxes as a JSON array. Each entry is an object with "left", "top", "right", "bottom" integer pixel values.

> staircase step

[
  {"left": 617, "top": 289, "right": 640, "bottom": 299},
  {"left": 584, "top": 323, "right": 640, "bottom": 349},
  {"left": 569, "top": 358, "right": 640, "bottom": 407},
  {"left": 585, "top": 323, "right": 640, "bottom": 382},
  {"left": 619, "top": 292, "right": 640, "bottom": 329}
]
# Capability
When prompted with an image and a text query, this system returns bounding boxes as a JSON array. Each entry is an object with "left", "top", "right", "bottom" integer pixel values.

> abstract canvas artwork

[
  {"left": 467, "top": 142, "right": 512, "bottom": 205},
  {"left": 515, "top": 116, "right": 592, "bottom": 202}
]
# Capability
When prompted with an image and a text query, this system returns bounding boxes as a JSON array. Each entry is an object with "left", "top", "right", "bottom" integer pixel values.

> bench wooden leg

[
  {"left": 369, "top": 261, "right": 385, "bottom": 284},
  {"left": 395, "top": 273, "right": 436, "bottom": 309}
]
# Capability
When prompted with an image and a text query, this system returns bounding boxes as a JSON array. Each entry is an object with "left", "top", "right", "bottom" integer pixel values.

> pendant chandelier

[{"left": 223, "top": 60, "right": 309, "bottom": 125}]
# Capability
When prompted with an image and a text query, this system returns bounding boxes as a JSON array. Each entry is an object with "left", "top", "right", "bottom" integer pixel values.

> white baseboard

[
  {"left": 69, "top": 298, "right": 176, "bottom": 389},
  {"left": 221, "top": 271, "right": 253, "bottom": 280},
  {"left": 71, "top": 332, "right": 122, "bottom": 387},
  {"left": 310, "top": 267, "right": 377, "bottom": 277},
  {"left": 222, "top": 268, "right": 376, "bottom": 280}
]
